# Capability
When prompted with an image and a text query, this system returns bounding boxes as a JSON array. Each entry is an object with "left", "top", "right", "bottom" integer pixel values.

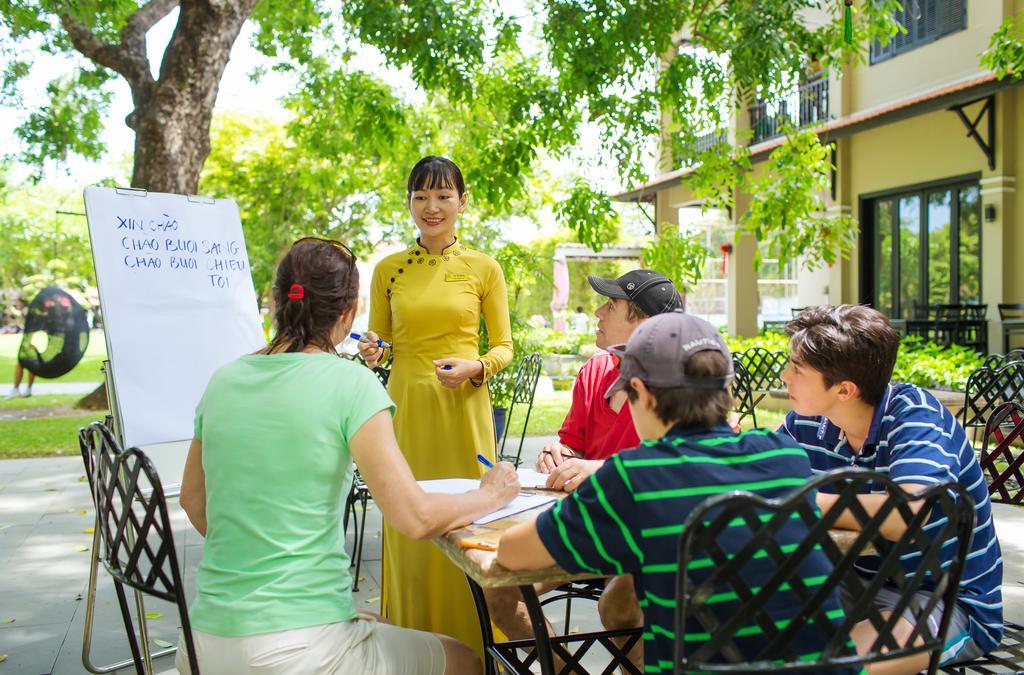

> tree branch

[
  {"left": 60, "top": 0, "right": 179, "bottom": 104},
  {"left": 125, "top": 0, "right": 180, "bottom": 36}
]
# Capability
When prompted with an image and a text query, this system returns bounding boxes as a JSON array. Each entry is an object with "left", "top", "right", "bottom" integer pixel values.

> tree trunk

[{"left": 130, "top": 1, "right": 258, "bottom": 193}]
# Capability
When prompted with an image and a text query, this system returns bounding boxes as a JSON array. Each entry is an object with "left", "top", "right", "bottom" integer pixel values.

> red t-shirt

[{"left": 557, "top": 351, "right": 640, "bottom": 461}]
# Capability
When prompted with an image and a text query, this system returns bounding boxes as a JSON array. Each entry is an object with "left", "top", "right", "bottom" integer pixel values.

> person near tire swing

[{"left": 5, "top": 297, "right": 36, "bottom": 399}]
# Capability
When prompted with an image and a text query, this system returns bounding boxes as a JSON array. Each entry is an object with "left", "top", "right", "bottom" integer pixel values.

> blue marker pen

[
  {"left": 350, "top": 332, "right": 391, "bottom": 350},
  {"left": 476, "top": 454, "right": 494, "bottom": 469}
]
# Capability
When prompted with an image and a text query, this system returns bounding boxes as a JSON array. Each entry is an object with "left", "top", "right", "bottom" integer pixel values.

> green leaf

[
  {"left": 144, "top": 611, "right": 163, "bottom": 620},
  {"left": 152, "top": 638, "right": 174, "bottom": 648},
  {"left": 554, "top": 180, "right": 619, "bottom": 253}
]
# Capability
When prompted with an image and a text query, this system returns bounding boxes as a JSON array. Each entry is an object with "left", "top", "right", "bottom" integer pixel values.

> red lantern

[{"left": 720, "top": 243, "right": 733, "bottom": 275}]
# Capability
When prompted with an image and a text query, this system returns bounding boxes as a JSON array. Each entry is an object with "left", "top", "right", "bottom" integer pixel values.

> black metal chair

[
  {"left": 79, "top": 423, "right": 179, "bottom": 674},
  {"left": 733, "top": 348, "right": 788, "bottom": 428},
  {"left": 466, "top": 576, "right": 642, "bottom": 675},
  {"left": 978, "top": 349, "right": 1024, "bottom": 371},
  {"left": 998, "top": 303, "right": 1024, "bottom": 354},
  {"left": 730, "top": 358, "right": 759, "bottom": 428},
  {"left": 960, "top": 362, "right": 1024, "bottom": 431},
  {"left": 673, "top": 468, "right": 975, "bottom": 674},
  {"left": 978, "top": 401, "right": 1024, "bottom": 505},
  {"left": 498, "top": 353, "right": 543, "bottom": 467},
  {"left": 82, "top": 423, "right": 199, "bottom": 675},
  {"left": 342, "top": 471, "right": 371, "bottom": 592},
  {"left": 340, "top": 352, "right": 390, "bottom": 590}
]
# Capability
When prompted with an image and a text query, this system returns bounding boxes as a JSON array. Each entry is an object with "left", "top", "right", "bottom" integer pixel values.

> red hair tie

[{"left": 287, "top": 284, "right": 305, "bottom": 300}]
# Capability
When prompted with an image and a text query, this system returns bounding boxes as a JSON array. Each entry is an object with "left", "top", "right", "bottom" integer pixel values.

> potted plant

[{"left": 489, "top": 368, "right": 515, "bottom": 443}]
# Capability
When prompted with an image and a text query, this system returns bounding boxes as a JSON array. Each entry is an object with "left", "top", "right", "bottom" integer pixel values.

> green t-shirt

[{"left": 189, "top": 352, "right": 393, "bottom": 636}]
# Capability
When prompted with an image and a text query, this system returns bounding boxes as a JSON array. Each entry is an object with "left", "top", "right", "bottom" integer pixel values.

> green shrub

[
  {"left": 892, "top": 337, "right": 985, "bottom": 391},
  {"left": 721, "top": 332, "right": 984, "bottom": 391},
  {"left": 526, "top": 326, "right": 589, "bottom": 355}
]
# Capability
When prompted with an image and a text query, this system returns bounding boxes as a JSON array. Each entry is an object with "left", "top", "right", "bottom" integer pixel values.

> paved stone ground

[{"left": 2, "top": 436, "right": 1023, "bottom": 674}]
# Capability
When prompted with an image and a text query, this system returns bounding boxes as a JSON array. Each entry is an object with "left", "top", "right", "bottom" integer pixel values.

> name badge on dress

[{"left": 445, "top": 273, "right": 470, "bottom": 282}]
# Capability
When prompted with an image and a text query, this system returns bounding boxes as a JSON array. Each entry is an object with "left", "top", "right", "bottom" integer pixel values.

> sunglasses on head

[{"left": 293, "top": 237, "right": 355, "bottom": 260}]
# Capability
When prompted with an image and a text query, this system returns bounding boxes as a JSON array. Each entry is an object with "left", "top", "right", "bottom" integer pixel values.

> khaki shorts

[{"left": 175, "top": 613, "right": 446, "bottom": 675}]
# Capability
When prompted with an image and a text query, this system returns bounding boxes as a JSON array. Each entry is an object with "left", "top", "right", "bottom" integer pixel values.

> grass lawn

[
  {"left": 506, "top": 391, "right": 572, "bottom": 439},
  {"left": 0, "top": 330, "right": 108, "bottom": 384},
  {"left": 0, "top": 413, "right": 107, "bottom": 459}
]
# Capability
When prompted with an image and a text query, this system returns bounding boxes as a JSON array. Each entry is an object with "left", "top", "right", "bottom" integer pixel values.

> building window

[
  {"left": 868, "top": 179, "right": 981, "bottom": 319},
  {"left": 870, "top": 0, "right": 967, "bottom": 64}
]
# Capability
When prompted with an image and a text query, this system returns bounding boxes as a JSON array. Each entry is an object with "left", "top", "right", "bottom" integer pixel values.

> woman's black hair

[
  {"left": 266, "top": 239, "right": 358, "bottom": 355},
  {"left": 406, "top": 156, "right": 466, "bottom": 196}
]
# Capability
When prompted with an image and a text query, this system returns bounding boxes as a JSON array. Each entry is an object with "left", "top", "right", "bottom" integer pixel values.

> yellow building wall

[
  {"left": 848, "top": 0, "right": 1006, "bottom": 113},
  {"left": 841, "top": 86, "right": 1021, "bottom": 353},
  {"left": 1008, "top": 85, "right": 1022, "bottom": 304}
]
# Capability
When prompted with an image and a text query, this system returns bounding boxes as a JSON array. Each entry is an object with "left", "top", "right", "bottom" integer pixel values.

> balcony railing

[
  {"left": 748, "top": 73, "right": 829, "bottom": 145},
  {"left": 671, "top": 129, "right": 728, "bottom": 168}
]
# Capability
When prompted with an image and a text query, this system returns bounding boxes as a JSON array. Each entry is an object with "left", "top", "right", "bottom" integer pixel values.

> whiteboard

[{"left": 84, "top": 187, "right": 265, "bottom": 448}]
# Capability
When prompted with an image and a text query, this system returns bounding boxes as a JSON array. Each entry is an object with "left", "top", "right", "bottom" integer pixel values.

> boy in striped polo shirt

[
  {"left": 779, "top": 305, "right": 1003, "bottom": 669},
  {"left": 497, "top": 310, "right": 858, "bottom": 674}
]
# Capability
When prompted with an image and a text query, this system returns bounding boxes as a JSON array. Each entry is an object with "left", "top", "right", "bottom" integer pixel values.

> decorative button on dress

[{"left": 370, "top": 239, "right": 513, "bottom": 655}]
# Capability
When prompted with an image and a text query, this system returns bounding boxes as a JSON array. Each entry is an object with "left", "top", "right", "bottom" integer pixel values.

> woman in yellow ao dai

[{"left": 360, "top": 156, "right": 513, "bottom": 656}]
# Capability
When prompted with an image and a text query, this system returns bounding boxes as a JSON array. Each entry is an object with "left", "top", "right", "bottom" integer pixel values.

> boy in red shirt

[{"left": 486, "top": 269, "right": 682, "bottom": 668}]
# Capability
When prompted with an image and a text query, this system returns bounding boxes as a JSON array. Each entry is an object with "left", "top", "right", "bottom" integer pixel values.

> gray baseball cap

[
  {"left": 587, "top": 270, "right": 683, "bottom": 317},
  {"left": 605, "top": 309, "right": 733, "bottom": 397}
]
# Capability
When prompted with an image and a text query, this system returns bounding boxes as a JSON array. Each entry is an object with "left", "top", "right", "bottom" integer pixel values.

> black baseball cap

[
  {"left": 605, "top": 309, "right": 734, "bottom": 398},
  {"left": 587, "top": 270, "right": 683, "bottom": 317}
]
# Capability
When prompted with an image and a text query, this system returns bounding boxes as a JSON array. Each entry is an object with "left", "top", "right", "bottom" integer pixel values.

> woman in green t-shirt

[{"left": 179, "top": 238, "right": 519, "bottom": 675}]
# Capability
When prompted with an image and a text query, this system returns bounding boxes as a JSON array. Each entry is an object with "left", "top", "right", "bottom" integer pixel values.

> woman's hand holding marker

[
  {"left": 433, "top": 358, "right": 484, "bottom": 388},
  {"left": 355, "top": 330, "right": 387, "bottom": 368}
]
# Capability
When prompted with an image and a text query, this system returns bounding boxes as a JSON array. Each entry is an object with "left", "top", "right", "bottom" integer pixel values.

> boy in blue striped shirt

[
  {"left": 779, "top": 304, "right": 1003, "bottom": 669},
  {"left": 497, "top": 310, "right": 859, "bottom": 674}
]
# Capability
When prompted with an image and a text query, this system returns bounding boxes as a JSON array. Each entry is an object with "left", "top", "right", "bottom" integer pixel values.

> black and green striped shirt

[{"left": 535, "top": 421, "right": 858, "bottom": 674}]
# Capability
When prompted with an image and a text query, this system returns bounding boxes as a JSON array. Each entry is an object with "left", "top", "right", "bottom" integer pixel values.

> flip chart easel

[{"left": 84, "top": 186, "right": 265, "bottom": 456}]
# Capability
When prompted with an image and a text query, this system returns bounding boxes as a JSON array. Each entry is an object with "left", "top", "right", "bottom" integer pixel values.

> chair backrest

[
  {"left": 998, "top": 303, "right": 1024, "bottom": 321},
  {"left": 498, "top": 353, "right": 543, "bottom": 466},
  {"left": 734, "top": 347, "right": 788, "bottom": 393},
  {"left": 980, "top": 401, "right": 1024, "bottom": 505},
  {"left": 980, "top": 350, "right": 1024, "bottom": 371},
  {"left": 673, "top": 468, "right": 975, "bottom": 675},
  {"left": 961, "top": 362, "right": 1024, "bottom": 429},
  {"left": 730, "top": 358, "right": 756, "bottom": 426},
  {"left": 84, "top": 422, "right": 200, "bottom": 675}
]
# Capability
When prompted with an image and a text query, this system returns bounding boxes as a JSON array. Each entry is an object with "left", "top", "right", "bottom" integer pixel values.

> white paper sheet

[
  {"left": 516, "top": 467, "right": 552, "bottom": 489},
  {"left": 418, "top": 479, "right": 557, "bottom": 524}
]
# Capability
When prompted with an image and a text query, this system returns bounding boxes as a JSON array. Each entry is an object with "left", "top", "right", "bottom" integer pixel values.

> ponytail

[{"left": 267, "top": 239, "right": 358, "bottom": 355}]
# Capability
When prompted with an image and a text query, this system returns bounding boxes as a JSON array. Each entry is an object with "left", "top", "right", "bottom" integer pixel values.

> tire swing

[{"left": 17, "top": 286, "right": 91, "bottom": 379}]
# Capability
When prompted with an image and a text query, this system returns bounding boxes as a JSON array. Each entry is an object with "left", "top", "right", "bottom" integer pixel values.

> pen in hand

[
  {"left": 476, "top": 454, "right": 494, "bottom": 469},
  {"left": 350, "top": 332, "right": 391, "bottom": 350}
]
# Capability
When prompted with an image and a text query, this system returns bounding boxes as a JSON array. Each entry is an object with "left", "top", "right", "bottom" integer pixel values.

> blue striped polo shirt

[
  {"left": 780, "top": 383, "right": 1003, "bottom": 655},
  {"left": 535, "top": 422, "right": 861, "bottom": 674}
]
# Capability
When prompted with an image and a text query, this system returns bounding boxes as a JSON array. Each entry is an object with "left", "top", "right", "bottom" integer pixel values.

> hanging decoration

[{"left": 720, "top": 243, "right": 733, "bottom": 276}]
